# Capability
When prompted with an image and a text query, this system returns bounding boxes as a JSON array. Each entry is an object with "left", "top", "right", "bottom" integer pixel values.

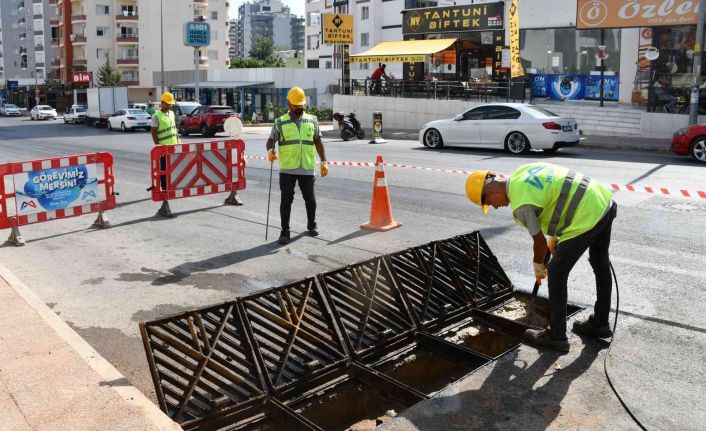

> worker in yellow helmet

[
  {"left": 266, "top": 87, "right": 328, "bottom": 245},
  {"left": 151, "top": 91, "right": 180, "bottom": 146},
  {"left": 151, "top": 91, "right": 180, "bottom": 217},
  {"left": 465, "top": 163, "right": 616, "bottom": 353}
]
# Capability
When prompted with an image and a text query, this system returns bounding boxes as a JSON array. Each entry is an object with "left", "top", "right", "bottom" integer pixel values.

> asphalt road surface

[{"left": 1, "top": 116, "right": 704, "bottom": 430}]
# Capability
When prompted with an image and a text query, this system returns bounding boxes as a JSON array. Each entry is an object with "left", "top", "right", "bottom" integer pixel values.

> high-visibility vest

[
  {"left": 154, "top": 110, "right": 178, "bottom": 145},
  {"left": 508, "top": 162, "right": 612, "bottom": 242},
  {"left": 275, "top": 112, "right": 317, "bottom": 170}
]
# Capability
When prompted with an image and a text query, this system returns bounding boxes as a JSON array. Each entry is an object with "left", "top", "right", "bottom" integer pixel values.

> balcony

[
  {"left": 49, "top": 18, "right": 59, "bottom": 25},
  {"left": 121, "top": 76, "right": 139, "bottom": 86},
  {"left": 116, "top": 33, "right": 139, "bottom": 43},
  {"left": 71, "top": 13, "right": 86, "bottom": 23},
  {"left": 35, "top": 44, "right": 45, "bottom": 51},
  {"left": 51, "top": 58, "right": 60, "bottom": 67},
  {"left": 71, "top": 33, "right": 86, "bottom": 44},
  {"left": 72, "top": 57, "right": 87, "bottom": 66},
  {"left": 116, "top": 11, "right": 138, "bottom": 21},
  {"left": 50, "top": 38, "right": 59, "bottom": 47},
  {"left": 49, "top": 0, "right": 56, "bottom": 4},
  {"left": 117, "top": 55, "right": 139, "bottom": 65},
  {"left": 193, "top": 0, "right": 209, "bottom": 6}
]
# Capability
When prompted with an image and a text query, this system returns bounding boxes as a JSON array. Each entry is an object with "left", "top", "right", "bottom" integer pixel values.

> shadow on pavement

[
  {"left": 327, "top": 228, "right": 375, "bottom": 246},
  {"left": 396, "top": 341, "right": 606, "bottom": 430}
]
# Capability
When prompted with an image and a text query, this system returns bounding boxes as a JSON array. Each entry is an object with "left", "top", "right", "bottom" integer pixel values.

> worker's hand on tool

[
  {"left": 533, "top": 261, "right": 547, "bottom": 280},
  {"left": 267, "top": 149, "right": 277, "bottom": 162},
  {"left": 547, "top": 236, "right": 557, "bottom": 255},
  {"left": 320, "top": 161, "right": 329, "bottom": 177}
]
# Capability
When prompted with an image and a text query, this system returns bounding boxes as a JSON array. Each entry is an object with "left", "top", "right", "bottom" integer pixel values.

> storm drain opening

[{"left": 140, "top": 232, "right": 582, "bottom": 431}]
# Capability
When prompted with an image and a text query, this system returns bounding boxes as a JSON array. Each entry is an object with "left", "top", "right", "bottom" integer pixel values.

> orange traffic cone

[{"left": 361, "top": 155, "right": 402, "bottom": 232}]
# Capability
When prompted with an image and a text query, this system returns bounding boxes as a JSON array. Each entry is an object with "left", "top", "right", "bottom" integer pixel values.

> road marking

[
  {"left": 0, "top": 261, "right": 181, "bottom": 431},
  {"left": 244, "top": 155, "right": 705, "bottom": 200}
]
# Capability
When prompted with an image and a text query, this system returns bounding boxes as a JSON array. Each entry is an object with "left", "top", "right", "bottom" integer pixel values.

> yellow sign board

[
  {"left": 509, "top": 0, "right": 524, "bottom": 78},
  {"left": 322, "top": 13, "right": 354, "bottom": 45}
]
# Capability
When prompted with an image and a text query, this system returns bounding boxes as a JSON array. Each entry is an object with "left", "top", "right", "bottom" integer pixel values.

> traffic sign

[{"left": 183, "top": 22, "right": 211, "bottom": 47}]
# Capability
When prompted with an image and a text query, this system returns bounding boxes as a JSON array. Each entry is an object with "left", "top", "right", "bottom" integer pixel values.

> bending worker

[
  {"left": 465, "top": 162, "right": 617, "bottom": 352},
  {"left": 266, "top": 87, "right": 328, "bottom": 245},
  {"left": 151, "top": 91, "right": 180, "bottom": 217}
]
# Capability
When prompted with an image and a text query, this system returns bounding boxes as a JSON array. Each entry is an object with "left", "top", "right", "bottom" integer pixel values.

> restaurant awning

[{"left": 350, "top": 38, "right": 457, "bottom": 64}]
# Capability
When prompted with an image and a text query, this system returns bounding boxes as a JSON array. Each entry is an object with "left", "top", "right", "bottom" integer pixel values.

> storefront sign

[
  {"left": 508, "top": 0, "right": 523, "bottom": 78},
  {"left": 402, "top": 2, "right": 504, "bottom": 35},
  {"left": 577, "top": 0, "right": 700, "bottom": 29},
  {"left": 72, "top": 72, "right": 92, "bottom": 84},
  {"left": 351, "top": 54, "right": 425, "bottom": 64},
  {"left": 14, "top": 164, "right": 102, "bottom": 216},
  {"left": 529, "top": 73, "right": 619, "bottom": 101},
  {"left": 183, "top": 22, "right": 211, "bottom": 47},
  {"left": 322, "top": 13, "right": 354, "bottom": 45}
]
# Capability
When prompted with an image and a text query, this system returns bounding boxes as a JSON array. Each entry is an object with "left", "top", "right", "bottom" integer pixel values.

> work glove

[
  {"left": 548, "top": 236, "right": 557, "bottom": 255},
  {"left": 533, "top": 261, "right": 547, "bottom": 281},
  {"left": 267, "top": 149, "right": 277, "bottom": 162},
  {"left": 320, "top": 161, "right": 329, "bottom": 177}
]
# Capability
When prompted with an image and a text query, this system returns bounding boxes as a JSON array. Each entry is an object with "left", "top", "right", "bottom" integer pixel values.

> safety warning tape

[{"left": 244, "top": 155, "right": 704, "bottom": 199}]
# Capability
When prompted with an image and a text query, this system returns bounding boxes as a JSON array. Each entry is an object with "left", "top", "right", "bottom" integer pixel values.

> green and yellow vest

[
  {"left": 508, "top": 162, "right": 612, "bottom": 242},
  {"left": 275, "top": 112, "right": 317, "bottom": 170},
  {"left": 154, "top": 110, "right": 178, "bottom": 145}
]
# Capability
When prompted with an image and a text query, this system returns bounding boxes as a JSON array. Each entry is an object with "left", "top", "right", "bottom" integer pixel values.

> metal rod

[
  {"left": 265, "top": 160, "right": 273, "bottom": 240},
  {"left": 194, "top": 47, "right": 200, "bottom": 103},
  {"left": 600, "top": 28, "right": 605, "bottom": 108},
  {"left": 690, "top": 0, "right": 706, "bottom": 124},
  {"left": 160, "top": 0, "right": 164, "bottom": 95}
]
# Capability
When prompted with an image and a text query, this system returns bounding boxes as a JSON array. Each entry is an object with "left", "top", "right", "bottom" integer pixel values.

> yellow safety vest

[
  {"left": 508, "top": 162, "right": 612, "bottom": 242},
  {"left": 154, "top": 110, "right": 178, "bottom": 145},
  {"left": 275, "top": 112, "right": 317, "bottom": 170}
]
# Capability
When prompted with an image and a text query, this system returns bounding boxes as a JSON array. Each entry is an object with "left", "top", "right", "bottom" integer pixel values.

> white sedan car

[
  {"left": 419, "top": 103, "right": 580, "bottom": 154},
  {"left": 1, "top": 104, "right": 22, "bottom": 116},
  {"left": 107, "top": 109, "right": 152, "bottom": 132},
  {"left": 30, "top": 105, "right": 58, "bottom": 120}
]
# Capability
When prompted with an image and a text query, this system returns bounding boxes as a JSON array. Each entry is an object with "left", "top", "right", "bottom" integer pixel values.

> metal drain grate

[{"left": 140, "top": 231, "right": 581, "bottom": 430}]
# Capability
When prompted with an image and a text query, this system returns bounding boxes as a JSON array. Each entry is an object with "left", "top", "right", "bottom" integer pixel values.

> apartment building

[
  {"left": 51, "top": 0, "right": 228, "bottom": 98},
  {"left": 0, "top": 0, "right": 59, "bottom": 87},
  {"left": 235, "top": 0, "right": 305, "bottom": 59},
  {"left": 228, "top": 18, "right": 239, "bottom": 58}
]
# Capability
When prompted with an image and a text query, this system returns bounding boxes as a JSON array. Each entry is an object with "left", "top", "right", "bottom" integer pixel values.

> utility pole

[
  {"left": 160, "top": 0, "right": 165, "bottom": 95},
  {"left": 599, "top": 29, "right": 605, "bottom": 108},
  {"left": 689, "top": 0, "right": 706, "bottom": 124}
]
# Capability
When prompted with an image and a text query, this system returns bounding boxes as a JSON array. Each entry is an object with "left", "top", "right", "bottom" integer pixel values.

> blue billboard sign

[
  {"left": 183, "top": 22, "right": 211, "bottom": 47},
  {"left": 7, "top": 80, "right": 19, "bottom": 90},
  {"left": 529, "top": 73, "right": 619, "bottom": 101}
]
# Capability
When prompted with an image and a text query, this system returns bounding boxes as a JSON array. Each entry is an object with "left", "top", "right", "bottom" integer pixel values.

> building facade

[
  {"left": 47, "top": 0, "right": 228, "bottom": 99},
  {"left": 235, "top": 0, "right": 305, "bottom": 59},
  {"left": 0, "top": 0, "right": 59, "bottom": 88}
]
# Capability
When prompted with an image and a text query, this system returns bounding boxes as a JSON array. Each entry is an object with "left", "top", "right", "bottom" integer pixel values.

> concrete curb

[{"left": 0, "top": 261, "right": 181, "bottom": 431}]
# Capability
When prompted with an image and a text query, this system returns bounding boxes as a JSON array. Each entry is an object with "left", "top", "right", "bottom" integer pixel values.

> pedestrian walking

[
  {"left": 465, "top": 162, "right": 617, "bottom": 352},
  {"left": 266, "top": 87, "right": 328, "bottom": 245}
]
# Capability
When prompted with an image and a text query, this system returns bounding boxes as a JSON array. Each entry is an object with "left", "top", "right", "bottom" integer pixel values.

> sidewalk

[
  {"left": 322, "top": 128, "right": 671, "bottom": 153},
  {"left": 0, "top": 267, "right": 181, "bottom": 431}
]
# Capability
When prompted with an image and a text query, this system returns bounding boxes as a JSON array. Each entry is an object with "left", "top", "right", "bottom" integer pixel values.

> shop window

[{"left": 520, "top": 28, "right": 621, "bottom": 75}]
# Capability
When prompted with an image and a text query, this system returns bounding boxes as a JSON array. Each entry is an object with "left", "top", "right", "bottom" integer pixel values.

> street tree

[{"left": 96, "top": 55, "right": 122, "bottom": 86}]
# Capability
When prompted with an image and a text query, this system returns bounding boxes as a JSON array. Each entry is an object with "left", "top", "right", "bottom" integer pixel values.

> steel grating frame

[{"left": 139, "top": 301, "right": 267, "bottom": 430}]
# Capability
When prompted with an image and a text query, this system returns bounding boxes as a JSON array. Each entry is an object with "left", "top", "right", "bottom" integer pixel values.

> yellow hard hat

[
  {"left": 160, "top": 92, "right": 175, "bottom": 104},
  {"left": 287, "top": 87, "right": 306, "bottom": 106},
  {"left": 465, "top": 170, "right": 490, "bottom": 214}
]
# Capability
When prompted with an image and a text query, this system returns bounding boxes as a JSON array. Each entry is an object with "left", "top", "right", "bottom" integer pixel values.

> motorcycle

[{"left": 333, "top": 112, "right": 365, "bottom": 141}]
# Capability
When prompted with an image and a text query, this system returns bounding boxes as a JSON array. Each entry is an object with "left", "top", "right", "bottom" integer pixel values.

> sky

[{"left": 227, "top": 0, "right": 305, "bottom": 20}]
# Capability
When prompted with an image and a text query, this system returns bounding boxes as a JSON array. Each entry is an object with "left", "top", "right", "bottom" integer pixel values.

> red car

[
  {"left": 178, "top": 105, "right": 239, "bottom": 137},
  {"left": 671, "top": 124, "right": 706, "bottom": 163}
]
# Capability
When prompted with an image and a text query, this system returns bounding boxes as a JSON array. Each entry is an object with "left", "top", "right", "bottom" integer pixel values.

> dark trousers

[
  {"left": 548, "top": 203, "right": 617, "bottom": 340},
  {"left": 279, "top": 173, "right": 316, "bottom": 231}
]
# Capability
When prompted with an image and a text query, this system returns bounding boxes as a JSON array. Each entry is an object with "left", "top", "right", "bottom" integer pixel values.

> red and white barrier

[
  {"left": 0, "top": 152, "right": 116, "bottom": 245},
  {"left": 244, "top": 155, "right": 705, "bottom": 199},
  {"left": 150, "top": 140, "right": 246, "bottom": 202}
]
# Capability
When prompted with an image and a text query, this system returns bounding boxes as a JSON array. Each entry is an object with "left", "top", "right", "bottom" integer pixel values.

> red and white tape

[{"left": 245, "top": 155, "right": 704, "bottom": 199}]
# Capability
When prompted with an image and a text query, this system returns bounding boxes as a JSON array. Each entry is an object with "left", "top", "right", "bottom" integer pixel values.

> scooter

[{"left": 333, "top": 112, "right": 365, "bottom": 141}]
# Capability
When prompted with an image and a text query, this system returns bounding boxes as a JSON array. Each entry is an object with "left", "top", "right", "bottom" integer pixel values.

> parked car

[
  {"left": 130, "top": 103, "right": 148, "bottom": 111},
  {"left": 64, "top": 105, "right": 87, "bottom": 124},
  {"left": 419, "top": 103, "right": 580, "bottom": 154},
  {"left": 107, "top": 108, "right": 152, "bottom": 131},
  {"left": 671, "top": 124, "right": 706, "bottom": 163},
  {"left": 0, "top": 103, "right": 22, "bottom": 116},
  {"left": 179, "top": 105, "right": 239, "bottom": 137},
  {"left": 30, "top": 105, "right": 58, "bottom": 120},
  {"left": 172, "top": 101, "right": 200, "bottom": 127}
]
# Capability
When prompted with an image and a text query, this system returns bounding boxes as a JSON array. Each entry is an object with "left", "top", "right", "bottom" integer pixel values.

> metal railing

[{"left": 348, "top": 78, "right": 529, "bottom": 102}]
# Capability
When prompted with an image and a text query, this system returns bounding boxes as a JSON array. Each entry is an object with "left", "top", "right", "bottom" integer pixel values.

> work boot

[
  {"left": 278, "top": 229, "right": 291, "bottom": 245},
  {"left": 572, "top": 314, "right": 613, "bottom": 338},
  {"left": 523, "top": 329, "right": 570, "bottom": 353}
]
